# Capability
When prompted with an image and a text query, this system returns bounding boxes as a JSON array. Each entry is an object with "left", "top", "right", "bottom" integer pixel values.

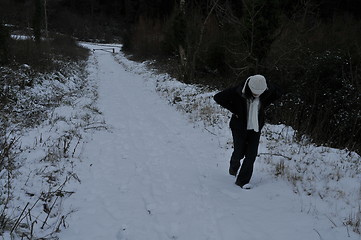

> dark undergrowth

[{"left": 122, "top": 4, "right": 361, "bottom": 155}]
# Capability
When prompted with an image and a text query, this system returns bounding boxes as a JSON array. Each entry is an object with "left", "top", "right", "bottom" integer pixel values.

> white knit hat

[{"left": 247, "top": 75, "right": 267, "bottom": 95}]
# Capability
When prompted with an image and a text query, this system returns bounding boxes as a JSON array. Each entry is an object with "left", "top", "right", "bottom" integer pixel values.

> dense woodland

[{"left": 0, "top": 0, "right": 360, "bottom": 153}]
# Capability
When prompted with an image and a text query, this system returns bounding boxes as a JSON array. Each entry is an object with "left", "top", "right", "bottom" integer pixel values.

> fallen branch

[
  {"left": 204, "top": 127, "right": 217, "bottom": 136},
  {"left": 258, "top": 152, "right": 292, "bottom": 161}
]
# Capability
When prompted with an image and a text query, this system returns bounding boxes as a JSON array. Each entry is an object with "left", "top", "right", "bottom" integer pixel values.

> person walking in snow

[{"left": 214, "top": 75, "right": 283, "bottom": 189}]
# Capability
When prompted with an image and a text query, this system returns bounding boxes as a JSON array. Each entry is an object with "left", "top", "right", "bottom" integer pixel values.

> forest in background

[{"left": 0, "top": 0, "right": 360, "bottom": 153}]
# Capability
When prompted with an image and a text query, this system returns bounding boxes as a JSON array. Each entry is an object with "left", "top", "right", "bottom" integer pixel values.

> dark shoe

[
  {"left": 235, "top": 181, "right": 242, "bottom": 187},
  {"left": 229, "top": 167, "right": 238, "bottom": 176}
]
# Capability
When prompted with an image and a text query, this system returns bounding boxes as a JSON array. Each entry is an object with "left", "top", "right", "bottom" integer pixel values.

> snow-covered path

[{"left": 60, "top": 45, "right": 354, "bottom": 240}]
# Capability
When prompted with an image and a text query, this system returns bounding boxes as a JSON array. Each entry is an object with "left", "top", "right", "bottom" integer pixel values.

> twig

[
  {"left": 258, "top": 152, "right": 292, "bottom": 160},
  {"left": 30, "top": 220, "right": 37, "bottom": 239},
  {"left": 54, "top": 209, "right": 75, "bottom": 233},
  {"left": 28, "top": 209, "right": 32, "bottom": 222},
  {"left": 14, "top": 196, "right": 42, "bottom": 232},
  {"left": 55, "top": 216, "right": 65, "bottom": 233},
  {"left": 10, "top": 202, "right": 30, "bottom": 234},
  {"left": 204, "top": 127, "right": 217, "bottom": 136},
  {"left": 345, "top": 224, "right": 350, "bottom": 237},
  {"left": 84, "top": 125, "right": 107, "bottom": 130},
  {"left": 72, "top": 136, "right": 82, "bottom": 157},
  {"left": 325, "top": 214, "right": 338, "bottom": 228},
  {"left": 313, "top": 228, "right": 323, "bottom": 240},
  {"left": 41, "top": 196, "right": 59, "bottom": 229},
  {"left": 41, "top": 176, "right": 71, "bottom": 229}
]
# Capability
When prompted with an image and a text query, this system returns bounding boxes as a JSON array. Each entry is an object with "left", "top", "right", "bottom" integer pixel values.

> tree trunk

[
  {"left": 44, "top": 0, "right": 48, "bottom": 39},
  {"left": 33, "top": 0, "right": 42, "bottom": 43}
]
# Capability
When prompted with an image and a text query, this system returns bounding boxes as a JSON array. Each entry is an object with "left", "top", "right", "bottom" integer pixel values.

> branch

[
  {"left": 259, "top": 152, "right": 292, "bottom": 161},
  {"left": 10, "top": 202, "right": 30, "bottom": 234}
]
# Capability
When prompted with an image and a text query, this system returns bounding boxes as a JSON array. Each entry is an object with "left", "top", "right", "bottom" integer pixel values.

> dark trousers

[{"left": 230, "top": 127, "right": 261, "bottom": 186}]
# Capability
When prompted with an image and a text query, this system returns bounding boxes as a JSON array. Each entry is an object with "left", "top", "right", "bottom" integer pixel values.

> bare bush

[{"left": 0, "top": 35, "right": 103, "bottom": 239}]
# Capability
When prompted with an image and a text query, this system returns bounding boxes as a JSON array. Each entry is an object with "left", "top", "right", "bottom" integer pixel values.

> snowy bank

[{"left": 1, "top": 58, "right": 104, "bottom": 239}]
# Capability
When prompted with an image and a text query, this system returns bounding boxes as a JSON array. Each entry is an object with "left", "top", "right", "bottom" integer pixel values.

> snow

[
  {"left": 52, "top": 43, "right": 359, "bottom": 240},
  {"left": 11, "top": 35, "right": 32, "bottom": 40},
  {"left": 2, "top": 41, "right": 359, "bottom": 239},
  {"left": 0, "top": 57, "right": 101, "bottom": 239}
]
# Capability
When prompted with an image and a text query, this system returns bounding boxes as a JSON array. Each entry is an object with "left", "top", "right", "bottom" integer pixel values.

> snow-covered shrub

[
  {"left": 260, "top": 124, "right": 361, "bottom": 234},
  {"left": 0, "top": 39, "right": 104, "bottom": 238}
]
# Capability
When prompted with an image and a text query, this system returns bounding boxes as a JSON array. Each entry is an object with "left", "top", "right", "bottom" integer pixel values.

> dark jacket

[{"left": 214, "top": 80, "right": 283, "bottom": 131}]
